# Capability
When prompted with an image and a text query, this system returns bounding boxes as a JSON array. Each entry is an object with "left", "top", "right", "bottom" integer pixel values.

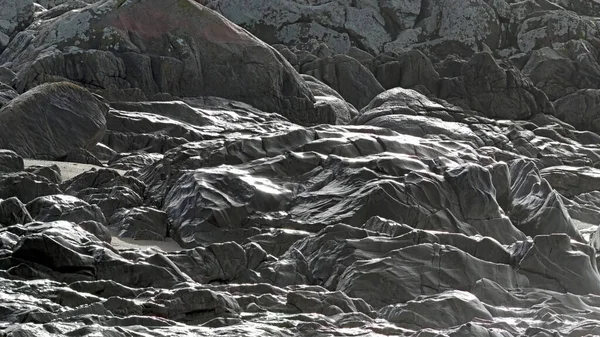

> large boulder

[
  {"left": 522, "top": 42, "right": 600, "bottom": 101},
  {"left": 0, "top": 82, "right": 108, "bottom": 159},
  {"left": 0, "top": 0, "right": 316, "bottom": 125},
  {"left": 438, "top": 52, "right": 555, "bottom": 120},
  {"left": 300, "top": 54, "right": 384, "bottom": 110},
  {"left": 554, "top": 89, "right": 600, "bottom": 134}
]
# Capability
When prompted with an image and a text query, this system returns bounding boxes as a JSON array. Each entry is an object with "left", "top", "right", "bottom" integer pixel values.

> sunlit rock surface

[{"left": 2, "top": 0, "right": 600, "bottom": 336}]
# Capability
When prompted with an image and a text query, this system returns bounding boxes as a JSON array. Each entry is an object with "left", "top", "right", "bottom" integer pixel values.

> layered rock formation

[{"left": 1, "top": 0, "right": 600, "bottom": 336}]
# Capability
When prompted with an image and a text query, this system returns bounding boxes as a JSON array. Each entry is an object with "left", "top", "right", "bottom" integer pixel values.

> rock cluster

[{"left": 1, "top": 0, "right": 600, "bottom": 336}]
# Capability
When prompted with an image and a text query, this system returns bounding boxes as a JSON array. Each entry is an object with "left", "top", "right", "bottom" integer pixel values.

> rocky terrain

[{"left": 1, "top": 0, "right": 600, "bottom": 336}]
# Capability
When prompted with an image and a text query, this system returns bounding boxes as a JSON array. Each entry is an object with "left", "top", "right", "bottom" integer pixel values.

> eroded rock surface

[{"left": 2, "top": 0, "right": 600, "bottom": 336}]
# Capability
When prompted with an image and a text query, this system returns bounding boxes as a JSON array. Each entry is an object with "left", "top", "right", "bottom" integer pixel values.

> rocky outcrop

[
  {"left": 0, "top": 82, "right": 108, "bottom": 159},
  {"left": 0, "top": 0, "right": 317, "bottom": 125}
]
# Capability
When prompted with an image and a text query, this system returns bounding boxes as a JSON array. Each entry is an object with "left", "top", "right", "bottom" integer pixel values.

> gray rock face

[
  {"left": 0, "top": 82, "right": 108, "bottom": 159},
  {"left": 0, "top": 0, "right": 317, "bottom": 125},
  {"left": 108, "top": 206, "right": 169, "bottom": 241},
  {"left": 554, "top": 89, "right": 600, "bottom": 134},
  {"left": 3, "top": 0, "right": 600, "bottom": 336},
  {"left": 300, "top": 54, "right": 384, "bottom": 110},
  {"left": 0, "top": 150, "right": 23, "bottom": 173}
]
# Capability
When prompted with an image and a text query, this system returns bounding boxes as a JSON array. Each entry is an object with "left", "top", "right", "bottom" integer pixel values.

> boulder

[
  {"left": 26, "top": 194, "right": 107, "bottom": 225},
  {"left": 1, "top": 0, "right": 316, "bottom": 125},
  {"left": 554, "top": 89, "right": 600, "bottom": 134},
  {"left": 522, "top": 42, "right": 600, "bottom": 101},
  {"left": 108, "top": 206, "right": 169, "bottom": 241},
  {"left": 301, "top": 74, "right": 357, "bottom": 125},
  {"left": 0, "top": 197, "right": 33, "bottom": 227},
  {"left": 438, "top": 52, "right": 555, "bottom": 119},
  {"left": 516, "top": 234, "right": 600, "bottom": 295},
  {"left": 301, "top": 55, "right": 384, "bottom": 110},
  {"left": 0, "top": 172, "right": 61, "bottom": 203},
  {"left": 0, "top": 149, "right": 23, "bottom": 173},
  {"left": 0, "top": 82, "right": 108, "bottom": 159}
]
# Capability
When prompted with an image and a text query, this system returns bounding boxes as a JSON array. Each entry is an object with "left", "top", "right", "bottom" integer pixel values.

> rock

[
  {"left": 336, "top": 242, "right": 527, "bottom": 308},
  {"left": 108, "top": 207, "right": 169, "bottom": 241},
  {"left": 24, "top": 164, "right": 61, "bottom": 184},
  {"left": 26, "top": 194, "right": 107, "bottom": 225},
  {"left": 0, "top": 82, "right": 18, "bottom": 108},
  {"left": 385, "top": 0, "right": 503, "bottom": 58},
  {"left": 522, "top": 42, "right": 600, "bottom": 101},
  {"left": 507, "top": 159, "right": 584, "bottom": 242},
  {"left": 1, "top": 0, "right": 316, "bottom": 125},
  {"left": 554, "top": 89, "right": 600, "bottom": 134},
  {"left": 300, "top": 55, "right": 384, "bottom": 110},
  {"left": 372, "top": 50, "right": 440, "bottom": 93},
  {"left": 0, "top": 82, "right": 108, "bottom": 159},
  {"left": 301, "top": 74, "right": 357, "bottom": 125},
  {"left": 0, "top": 149, "right": 23, "bottom": 173},
  {"left": 516, "top": 234, "right": 600, "bottom": 295},
  {"left": 0, "top": 197, "right": 32, "bottom": 227},
  {"left": 0, "top": 172, "right": 61, "bottom": 203},
  {"left": 438, "top": 52, "right": 555, "bottom": 120},
  {"left": 541, "top": 166, "right": 600, "bottom": 198},
  {"left": 516, "top": 10, "right": 598, "bottom": 54},
  {"left": 379, "top": 291, "right": 493, "bottom": 329},
  {"left": 76, "top": 185, "right": 143, "bottom": 219},
  {"left": 108, "top": 153, "right": 163, "bottom": 171},
  {"left": 0, "top": 0, "right": 35, "bottom": 39},
  {"left": 78, "top": 220, "right": 112, "bottom": 243},
  {"left": 64, "top": 148, "right": 103, "bottom": 166}
]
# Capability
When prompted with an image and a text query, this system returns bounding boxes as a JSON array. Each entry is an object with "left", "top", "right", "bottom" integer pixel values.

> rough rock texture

[
  {"left": 2, "top": 0, "right": 600, "bottom": 336},
  {"left": 0, "top": 0, "right": 317, "bottom": 125},
  {"left": 0, "top": 82, "right": 108, "bottom": 159}
]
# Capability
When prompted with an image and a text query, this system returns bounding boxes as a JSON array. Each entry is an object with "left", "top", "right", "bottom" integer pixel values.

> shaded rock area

[{"left": 2, "top": 0, "right": 600, "bottom": 336}]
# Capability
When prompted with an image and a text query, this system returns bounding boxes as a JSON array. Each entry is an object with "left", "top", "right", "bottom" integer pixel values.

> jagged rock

[
  {"left": 205, "top": 0, "right": 400, "bottom": 54},
  {"left": 516, "top": 234, "right": 600, "bottom": 295},
  {"left": 0, "top": 0, "right": 316, "bottom": 125},
  {"left": 26, "top": 194, "right": 107, "bottom": 225},
  {"left": 0, "top": 172, "right": 61, "bottom": 203},
  {"left": 64, "top": 148, "right": 103, "bottom": 166},
  {"left": 78, "top": 220, "right": 112, "bottom": 243},
  {"left": 336, "top": 242, "right": 527, "bottom": 308},
  {"left": 0, "top": 82, "right": 18, "bottom": 108},
  {"left": 353, "top": 88, "right": 485, "bottom": 145},
  {"left": 516, "top": 10, "right": 598, "bottom": 54},
  {"left": 108, "top": 207, "right": 169, "bottom": 241},
  {"left": 379, "top": 291, "right": 493, "bottom": 329},
  {"left": 372, "top": 50, "right": 440, "bottom": 93},
  {"left": 541, "top": 166, "right": 600, "bottom": 198},
  {"left": 507, "top": 159, "right": 584, "bottom": 242},
  {"left": 0, "top": 197, "right": 32, "bottom": 227},
  {"left": 61, "top": 168, "right": 122, "bottom": 195},
  {"left": 438, "top": 52, "right": 555, "bottom": 120},
  {"left": 301, "top": 74, "right": 357, "bottom": 125},
  {"left": 76, "top": 185, "right": 143, "bottom": 219},
  {"left": 0, "top": 149, "right": 23, "bottom": 173},
  {"left": 24, "top": 164, "right": 61, "bottom": 184},
  {"left": 0, "top": 82, "right": 108, "bottom": 159},
  {"left": 108, "top": 153, "right": 163, "bottom": 171},
  {"left": 385, "top": 0, "right": 503, "bottom": 57},
  {"left": 103, "top": 98, "right": 297, "bottom": 153},
  {"left": 301, "top": 54, "right": 384, "bottom": 110},
  {"left": 554, "top": 89, "right": 600, "bottom": 134},
  {"left": 522, "top": 41, "right": 600, "bottom": 101}
]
